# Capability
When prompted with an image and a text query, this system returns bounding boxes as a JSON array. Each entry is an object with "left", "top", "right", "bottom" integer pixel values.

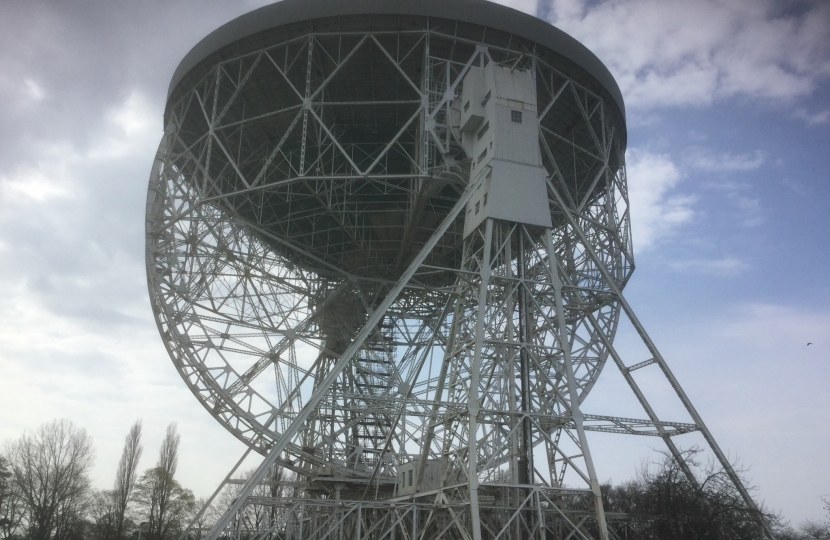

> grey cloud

[
  {"left": 0, "top": 1, "right": 276, "bottom": 329},
  {"left": 0, "top": 1, "right": 271, "bottom": 165},
  {"left": 545, "top": 0, "right": 830, "bottom": 110},
  {"left": 0, "top": 6, "right": 277, "bottom": 490}
]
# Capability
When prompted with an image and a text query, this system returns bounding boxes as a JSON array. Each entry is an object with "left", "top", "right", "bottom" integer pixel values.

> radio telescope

[{"left": 145, "top": 0, "right": 769, "bottom": 538}]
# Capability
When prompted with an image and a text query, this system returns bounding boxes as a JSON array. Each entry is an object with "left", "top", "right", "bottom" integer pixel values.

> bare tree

[
  {"left": 216, "top": 464, "right": 293, "bottom": 538},
  {"left": 154, "top": 423, "right": 179, "bottom": 540},
  {"left": 132, "top": 472, "right": 194, "bottom": 540},
  {"left": 0, "top": 455, "right": 24, "bottom": 540},
  {"left": 88, "top": 489, "right": 118, "bottom": 540},
  {"left": 113, "top": 421, "right": 142, "bottom": 540},
  {"left": 186, "top": 498, "right": 221, "bottom": 540},
  {"left": 600, "top": 447, "right": 776, "bottom": 540},
  {"left": 775, "top": 522, "right": 830, "bottom": 540},
  {"left": 5, "top": 419, "right": 94, "bottom": 540},
  {"left": 797, "top": 523, "right": 830, "bottom": 540},
  {"left": 775, "top": 499, "right": 830, "bottom": 540},
  {"left": 132, "top": 424, "right": 193, "bottom": 540}
]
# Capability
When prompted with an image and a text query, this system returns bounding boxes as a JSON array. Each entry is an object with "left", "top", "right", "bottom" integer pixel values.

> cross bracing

[{"left": 146, "top": 10, "right": 771, "bottom": 540}]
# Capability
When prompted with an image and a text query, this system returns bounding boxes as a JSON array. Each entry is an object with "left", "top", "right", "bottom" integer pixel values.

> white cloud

[
  {"left": 736, "top": 195, "right": 764, "bottom": 227},
  {"left": 109, "top": 91, "right": 155, "bottom": 136},
  {"left": 547, "top": 0, "right": 830, "bottom": 109},
  {"left": 90, "top": 91, "right": 159, "bottom": 160},
  {"left": 793, "top": 107, "right": 830, "bottom": 126},
  {"left": 668, "top": 256, "right": 748, "bottom": 276},
  {"left": 0, "top": 143, "right": 77, "bottom": 202},
  {"left": 1, "top": 169, "right": 71, "bottom": 202},
  {"left": 24, "top": 78, "right": 45, "bottom": 102},
  {"left": 625, "top": 150, "right": 695, "bottom": 250},
  {"left": 686, "top": 149, "right": 765, "bottom": 172},
  {"left": 702, "top": 175, "right": 766, "bottom": 228},
  {"left": 781, "top": 176, "right": 808, "bottom": 196}
]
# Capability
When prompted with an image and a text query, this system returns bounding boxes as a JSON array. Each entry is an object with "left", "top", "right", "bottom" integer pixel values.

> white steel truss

[{"left": 146, "top": 16, "right": 771, "bottom": 540}]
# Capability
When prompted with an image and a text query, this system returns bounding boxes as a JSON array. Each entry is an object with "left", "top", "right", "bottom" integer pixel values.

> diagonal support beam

[
  {"left": 545, "top": 229, "right": 609, "bottom": 540},
  {"left": 547, "top": 178, "right": 774, "bottom": 539},
  {"left": 202, "top": 173, "right": 486, "bottom": 540},
  {"left": 176, "top": 445, "right": 253, "bottom": 540},
  {"left": 226, "top": 281, "right": 351, "bottom": 398},
  {"left": 369, "top": 35, "right": 424, "bottom": 98}
]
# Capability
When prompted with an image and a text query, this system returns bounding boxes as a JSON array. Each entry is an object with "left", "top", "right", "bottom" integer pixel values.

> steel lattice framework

[{"left": 145, "top": 3, "right": 771, "bottom": 539}]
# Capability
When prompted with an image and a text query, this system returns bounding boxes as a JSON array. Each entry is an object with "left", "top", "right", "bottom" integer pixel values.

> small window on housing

[
  {"left": 481, "top": 90, "right": 491, "bottom": 107},
  {"left": 483, "top": 192, "right": 488, "bottom": 206},
  {"left": 464, "top": 101, "right": 470, "bottom": 112},
  {"left": 408, "top": 469, "right": 413, "bottom": 487},
  {"left": 478, "top": 148, "right": 487, "bottom": 164},
  {"left": 511, "top": 110, "right": 523, "bottom": 123},
  {"left": 477, "top": 121, "right": 489, "bottom": 140}
]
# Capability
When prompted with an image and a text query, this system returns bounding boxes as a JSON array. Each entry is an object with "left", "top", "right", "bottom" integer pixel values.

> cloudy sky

[{"left": 1, "top": 0, "right": 828, "bottom": 526}]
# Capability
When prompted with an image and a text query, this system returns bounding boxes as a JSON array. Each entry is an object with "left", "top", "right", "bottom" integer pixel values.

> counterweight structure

[{"left": 145, "top": 1, "right": 769, "bottom": 538}]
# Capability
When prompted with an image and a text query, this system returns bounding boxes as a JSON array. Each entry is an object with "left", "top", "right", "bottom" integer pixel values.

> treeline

[
  {"left": 0, "top": 419, "right": 196, "bottom": 540},
  {"left": 2, "top": 420, "right": 828, "bottom": 540},
  {"left": 599, "top": 448, "right": 830, "bottom": 540}
]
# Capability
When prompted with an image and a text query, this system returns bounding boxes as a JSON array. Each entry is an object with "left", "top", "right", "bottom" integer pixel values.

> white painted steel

[{"left": 145, "top": 6, "right": 769, "bottom": 538}]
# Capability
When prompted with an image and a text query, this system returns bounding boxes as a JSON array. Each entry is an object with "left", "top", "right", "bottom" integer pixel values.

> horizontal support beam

[
  {"left": 625, "top": 358, "right": 656, "bottom": 372},
  {"left": 539, "top": 413, "right": 698, "bottom": 437}
]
